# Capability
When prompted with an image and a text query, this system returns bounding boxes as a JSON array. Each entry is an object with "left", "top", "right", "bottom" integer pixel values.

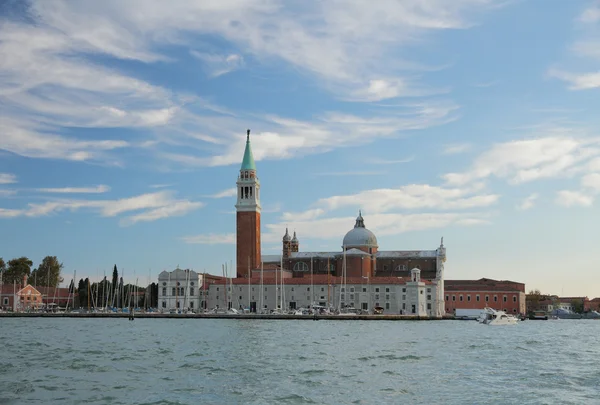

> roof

[
  {"left": 291, "top": 252, "right": 338, "bottom": 259},
  {"left": 158, "top": 268, "right": 201, "bottom": 280},
  {"left": 376, "top": 250, "right": 438, "bottom": 258},
  {"left": 241, "top": 130, "right": 256, "bottom": 171},
  {"left": 0, "top": 284, "right": 76, "bottom": 298},
  {"left": 445, "top": 278, "right": 525, "bottom": 292},
  {"left": 262, "top": 255, "right": 282, "bottom": 263},
  {"left": 208, "top": 274, "right": 434, "bottom": 286}
]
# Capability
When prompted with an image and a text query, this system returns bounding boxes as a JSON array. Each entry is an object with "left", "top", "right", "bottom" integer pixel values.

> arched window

[
  {"left": 394, "top": 265, "right": 407, "bottom": 272},
  {"left": 323, "top": 264, "right": 335, "bottom": 274},
  {"left": 293, "top": 262, "right": 309, "bottom": 272}
]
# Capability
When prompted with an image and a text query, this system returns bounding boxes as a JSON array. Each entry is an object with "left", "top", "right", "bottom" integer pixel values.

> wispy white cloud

[
  {"left": 36, "top": 185, "right": 110, "bottom": 194},
  {"left": 119, "top": 200, "right": 204, "bottom": 226},
  {"left": 184, "top": 180, "right": 496, "bottom": 245},
  {"left": 181, "top": 233, "right": 236, "bottom": 245},
  {"left": 0, "top": 173, "right": 17, "bottom": 184},
  {"left": 517, "top": 193, "right": 538, "bottom": 211},
  {"left": 443, "top": 143, "right": 472, "bottom": 155},
  {"left": 162, "top": 100, "right": 460, "bottom": 168},
  {"left": 190, "top": 51, "right": 244, "bottom": 77},
  {"left": 368, "top": 156, "right": 414, "bottom": 165},
  {"left": 579, "top": 3, "right": 600, "bottom": 23},
  {"left": 314, "top": 171, "right": 387, "bottom": 176},
  {"left": 547, "top": 68, "right": 600, "bottom": 90},
  {"left": 443, "top": 134, "right": 600, "bottom": 186},
  {"left": 0, "top": 190, "right": 202, "bottom": 225},
  {"left": 555, "top": 190, "right": 593, "bottom": 207},
  {"left": 210, "top": 188, "right": 237, "bottom": 198}
]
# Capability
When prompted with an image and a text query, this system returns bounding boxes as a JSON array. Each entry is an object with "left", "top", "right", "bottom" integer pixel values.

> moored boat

[{"left": 479, "top": 307, "right": 519, "bottom": 325}]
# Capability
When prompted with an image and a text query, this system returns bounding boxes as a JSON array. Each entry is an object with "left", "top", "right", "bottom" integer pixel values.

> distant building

[
  {"left": 157, "top": 268, "right": 222, "bottom": 311},
  {"left": 0, "top": 275, "right": 75, "bottom": 311},
  {"left": 204, "top": 268, "right": 439, "bottom": 316},
  {"left": 444, "top": 278, "right": 526, "bottom": 315}
]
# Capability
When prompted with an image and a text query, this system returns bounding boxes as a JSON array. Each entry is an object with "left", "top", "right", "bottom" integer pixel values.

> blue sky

[{"left": 2, "top": 0, "right": 600, "bottom": 296}]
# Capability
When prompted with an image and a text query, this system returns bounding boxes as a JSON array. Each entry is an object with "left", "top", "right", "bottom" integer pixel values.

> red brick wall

[
  {"left": 236, "top": 211, "right": 261, "bottom": 278},
  {"left": 445, "top": 290, "right": 525, "bottom": 314}
]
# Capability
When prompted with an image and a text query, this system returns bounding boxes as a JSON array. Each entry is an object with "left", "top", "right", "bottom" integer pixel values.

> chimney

[{"left": 23, "top": 274, "right": 28, "bottom": 287}]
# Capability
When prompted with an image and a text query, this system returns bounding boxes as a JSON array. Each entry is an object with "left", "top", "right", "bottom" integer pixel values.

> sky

[{"left": 1, "top": 0, "right": 600, "bottom": 296}]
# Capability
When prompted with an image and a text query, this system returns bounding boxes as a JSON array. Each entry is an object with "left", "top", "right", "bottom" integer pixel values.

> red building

[{"left": 444, "top": 278, "right": 526, "bottom": 315}]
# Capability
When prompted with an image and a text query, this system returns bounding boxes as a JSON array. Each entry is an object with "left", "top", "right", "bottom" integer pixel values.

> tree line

[
  {"left": 1, "top": 258, "right": 159, "bottom": 309},
  {"left": 0, "top": 256, "right": 63, "bottom": 287}
]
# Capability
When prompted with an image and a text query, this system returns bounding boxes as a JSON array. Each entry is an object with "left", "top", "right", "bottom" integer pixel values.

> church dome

[
  {"left": 291, "top": 231, "right": 299, "bottom": 244},
  {"left": 283, "top": 228, "right": 291, "bottom": 242},
  {"left": 342, "top": 211, "right": 378, "bottom": 248}
]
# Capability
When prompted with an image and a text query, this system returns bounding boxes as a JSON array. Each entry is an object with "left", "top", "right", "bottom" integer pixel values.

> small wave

[
  {"left": 299, "top": 369, "right": 326, "bottom": 375},
  {"left": 273, "top": 394, "right": 316, "bottom": 403}
]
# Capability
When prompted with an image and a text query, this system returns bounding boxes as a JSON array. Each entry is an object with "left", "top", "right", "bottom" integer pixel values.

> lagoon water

[{"left": 0, "top": 318, "right": 598, "bottom": 404}]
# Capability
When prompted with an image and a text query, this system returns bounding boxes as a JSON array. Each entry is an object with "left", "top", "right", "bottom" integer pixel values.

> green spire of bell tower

[{"left": 241, "top": 129, "right": 256, "bottom": 171}]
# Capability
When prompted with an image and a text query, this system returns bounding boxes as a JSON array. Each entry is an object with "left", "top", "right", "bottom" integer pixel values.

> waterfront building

[
  {"left": 0, "top": 275, "right": 73, "bottom": 311},
  {"left": 157, "top": 268, "right": 225, "bottom": 311},
  {"left": 444, "top": 278, "right": 526, "bottom": 315}
]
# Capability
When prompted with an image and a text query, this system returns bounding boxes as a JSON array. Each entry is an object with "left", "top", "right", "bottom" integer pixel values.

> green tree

[
  {"left": 0, "top": 257, "right": 6, "bottom": 273},
  {"left": 30, "top": 256, "right": 64, "bottom": 288},
  {"left": 112, "top": 265, "right": 118, "bottom": 290},
  {"left": 3, "top": 257, "right": 33, "bottom": 285},
  {"left": 77, "top": 278, "right": 87, "bottom": 309},
  {"left": 571, "top": 299, "right": 584, "bottom": 314}
]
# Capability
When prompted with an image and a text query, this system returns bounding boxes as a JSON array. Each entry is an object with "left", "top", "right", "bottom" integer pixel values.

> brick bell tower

[{"left": 236, "top": 129, "right": 261, "bottom": 278}]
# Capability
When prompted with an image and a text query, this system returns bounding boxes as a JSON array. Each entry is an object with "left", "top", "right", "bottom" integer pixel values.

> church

[{"left": 229, "top": 129, "right": 446, "bottom": 316}]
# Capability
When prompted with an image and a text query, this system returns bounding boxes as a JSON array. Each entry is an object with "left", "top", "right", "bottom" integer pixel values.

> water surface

[{"left": 0, "top": 318, "right": 598, "bottom": 404}]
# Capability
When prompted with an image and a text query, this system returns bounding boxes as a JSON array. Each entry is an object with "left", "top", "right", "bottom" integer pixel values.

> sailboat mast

[
  {"left": 247, "top": 256, "right": 251, "bottom": 312},
  {"left": 310, "top": 255, "right": 313, "bottom": 308},
  {"left": 260, "top": 261, "right": 264, "bottom": 313},
  {"left": 327, "top": 257, "right": 330, "bottom": 309}
]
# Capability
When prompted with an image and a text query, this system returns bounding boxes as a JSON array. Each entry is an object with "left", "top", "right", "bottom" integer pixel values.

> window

[
  {"left": 513, "top": 296, "right": 517, "bottom": 302},
  {"left": 190, "top": 302, "right": 194, "bottom": 308},
  {"left": 162, "top": 287, "right": 166, "bottom": 296},
  {"left": 216, "top": 287, "right": 219, "bottom": 291},
  {"left": 446, "top": 295, "right": 449, "bottom": 301},
  {"left": 293, "top": 262, "right": 309, "bottom": 272},
  {"left": 452, "top": 295, "right": 456, "bottom": 301},
  {"left": 476, "top": 295, "right": 480, "bottom": 302},
  {"left": 321, "top": 287, "right": 325, "bottom": 292},
  {"left": 494, "top": 296, "right": 498, "bottom": 302},
  {"left": 307, "top": 287, "right": 310, "bottom": 291},
  {"left": 172, "top": 287, "right": 176, "bottom": 295},
  {"left": 467, "top": 295, "right": 471, "bottom": 302},
  {"left": 402, "top": 295, "right": 406, "bottom": 301},
  {"left": 362, "top": 302, "right": 368, "bottom": 310},
  {"left": 459, "top": 295, "right": 463, "bottom": 302},
  {"left": 385, "top": 303, "right": 390, "bottom": 310},
  {"left": 176, "top": 301, "right": 180, "bottom": 308},
  {"left": 427, "top": 295, "right": 431, "bottom": 301},
  {"left": 503, "top": 296, "right": 507, "bottom": 302},
  {"left": 402, "top": 303, "right": 406, "bottom": 310},
  {"left": 291, "top": 288, "right": 294, "bottom": 291},
  {"left": 363, "top": 288, "right": 367, "bottom": 292},
  {"left": 394, "top": 265, "right": 406, "bottom": 272},
  {"left": 190, "top": 288, "right": 194, "bottom": 296},
  {"left": 402, "top": 288, "right": 406, "bottom": 293},
  {"left": 485, "top": 295, "right": 489, "bottom": 302},
  {"left": 385, "top": 288, "right": 390, "bottom": 292},
  {"left": 239, "top": 296, "right": 242, "bottom": 300},
  {"left": 350, "top": 288, "right": 354, "bottom": 292},
  {"left": 375, "top": 288, "right": 380, "bottom": 292},
  {"left": 162, "top": 282, "right": 167, "bottom": 286},
  {"left": 239, "top": 287, "right": 242, "bottom": 291},
  {"left": 385, "top": 294, "right": 390, "bottom": 300},
  {"left": 427, "top": 303, "right": 431, "bottom": 310},
  {"left": 420, "top": 290, "right": 423, "bottom": 295},
  {"left": 427, "top": 288, "right": 431, "bottom": 293},
  {"left": 383, "top": 265, "right": 388, "bottom": 271},
  {"left": 162, "top": 301, "right": 166, "bottom": 308}
]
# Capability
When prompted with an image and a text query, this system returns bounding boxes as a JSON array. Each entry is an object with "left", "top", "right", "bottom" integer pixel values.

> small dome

[
  {"left": 291, "top": 231, "right": 299, "bottom": 244},
  {"left": 283, "top": 228, "right": 291, "bottom": 242},
  {"left": 342, "top": 211, "right": 378, "bottom": 248}
]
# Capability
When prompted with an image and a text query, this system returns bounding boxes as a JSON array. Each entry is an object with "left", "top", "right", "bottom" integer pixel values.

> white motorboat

[{"left": 479, "top": 307, "right": 519, "bottom": 325}]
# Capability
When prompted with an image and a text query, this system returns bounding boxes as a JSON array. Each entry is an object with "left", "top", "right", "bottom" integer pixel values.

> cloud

[
  {"left": 581, "top": 172, "right": 600, "bottom": 192},
  {"left": 0, "top": 173, "right": 17, "bottom": 184},
  {"left": 555, "top": 190, "right": 593, "bottom": 207},
  {"left": 443, "top": 135, "right": 600, "bottom": 186},
  {"left": 443, "top": 143, "right": 471, "bottom": 155},
  {"left": 315, "top": 184, "right": 499, "bottom": 213},
  {"left": 0, "top": 190, "right": 202, "bottom": 224},
  {"left": 368, "top": 156, "right": 414, "bottom": 165},
  {"left": 190, "top": 51, "right": 244, "bottom": 77},
  {"left": 547, "top": 69, "right": 600, "bottom": 90},
  {"left": 181, "top": 233, "right": 236, "bottom": 245},
  {"left": 579, "top": 4, "right": 600, "bottom": 23},
  {"left": 210, "top": 188, "right": 237, "bottom": 198},
  {"left": 314, "top": 171, "right": 387, "bottom": 176},
  {"left": 0, "top": 189, "right": 17, "bottom": 197},
  {"left": 185, "top": 180, "right": 496, "bottom": 245},
  {"left": 162, "top": 100, "right": 460, "bottom": 168},
  {"left": 517, "top": 193, "right": 538, "bottom": 211},
  {"left": 36, "top": 185, "right": 110, "bottom": 194},
  {"left": 119, "top": 200, "right": 204, "bottom": 226}
]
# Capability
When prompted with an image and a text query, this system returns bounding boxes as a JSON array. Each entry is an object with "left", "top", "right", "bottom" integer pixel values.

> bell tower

[{"left": 236, "top": 129, "right": 261, "bottom": 278}]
